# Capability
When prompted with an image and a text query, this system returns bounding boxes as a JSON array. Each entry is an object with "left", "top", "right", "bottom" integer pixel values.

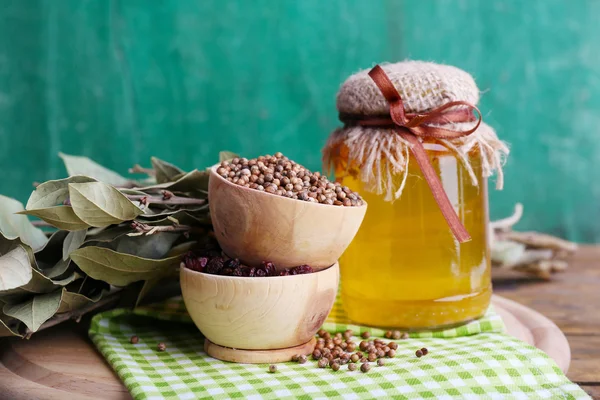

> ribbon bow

[{"left": 350, "top": 65, "right": 483, "bottom": 243}]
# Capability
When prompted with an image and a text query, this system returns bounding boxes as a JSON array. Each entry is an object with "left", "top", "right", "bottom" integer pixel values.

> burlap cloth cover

[{"left": 323, "top": 61, "right": 509, "bottom": 201}]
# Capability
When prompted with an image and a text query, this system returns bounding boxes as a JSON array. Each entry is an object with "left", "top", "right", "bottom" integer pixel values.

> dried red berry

[
  {"left": 255, "top": 268, "right": 267, "bottom": 277},
  {"left": 205, "top": 257, "right": 225, "bottom": 274},
  {"left": 261, "top": 261, "right": 277, "bottom": 276},
  {"left": 182, "top": 252, "right": 204, "bottom": 272},
  {"left": 225, "top": 258, "right": 241, "bottom": 269},
  {"left": 291, "top": 265, "right": 313, "bottom": 275}
]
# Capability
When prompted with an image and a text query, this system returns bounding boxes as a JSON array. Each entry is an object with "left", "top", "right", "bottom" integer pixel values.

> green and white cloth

[{"left": 89, "top": 296, "right": 589, "bottom": 400}]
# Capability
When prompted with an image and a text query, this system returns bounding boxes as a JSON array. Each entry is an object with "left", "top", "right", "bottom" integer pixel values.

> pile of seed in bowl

[
  {"left": 216, "top": 152, "right": 364, "bottom": 206},
  {"left": 181, "top": 238, "right": 313, "bottom": 277}
]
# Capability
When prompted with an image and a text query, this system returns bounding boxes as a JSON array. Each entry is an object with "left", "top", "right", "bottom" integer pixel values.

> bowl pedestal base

[{"left": 204, "top": 337, "right": 316, "bottom": 364}]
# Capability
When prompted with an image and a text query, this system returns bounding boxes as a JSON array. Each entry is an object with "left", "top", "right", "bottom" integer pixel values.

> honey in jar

[{"left": 323, "top": 61, "right": 508, "bottom": 330}]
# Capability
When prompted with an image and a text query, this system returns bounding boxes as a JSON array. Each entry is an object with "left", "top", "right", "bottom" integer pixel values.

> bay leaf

[
  {"left": 134, "top": 269, "right": 176, "bottom": 307},
  {"left": 0, "top": 245, "right": 33, "bottom": 291},
  {"left": 135, "top": 204, "right": 209, "bottom": 220},
  {"left": 19, "top": 206, "right": 90, "bottom": 231},
  {"left": 25, "top": 176, "right": 97, "bottom": 209},
  {"left": 70, "top": 246, "right": 181, "bottom": 286},
  {"left": 219, "top": 151, "right": 239, "bottom": 162},
  {"left": 69, "top": 182, "right": 143, "bottom": 227},
  {"left": 43, "top": 258, "right": 73, "bottom": 279},
  {"left": 3, "top": 289, "right": 62, "bottom": 332},
  {"left": 57, "top": 287, "right": 105, "bottom": 314},
  {"left": 166, "top": 241, "right": 197, "bottom": 257},
  {"left": 136, "top": 170, "right": 209, "bottom": 195},
  {"left": 0, "top": 195, "right": 48, "bottom": 251},
  {"left": 135, "top": 210, "right": 209, "bottom": 226},
  {"left": 59, "top": 152, "right": 131, "bottom": 187},
  {"left": 151, "top": 157, "right": 185, "bottom": 184},
  {"left": 84, "top": 224, "right": 134, "bottom": 243},
  {"left": 62, "top": 230, "right": 87, "bottom": 261},
  {"left": 114, "top": 232, "right": 180, "bottom": 259},
  {"left": 0, "top": 310, "right": 22, "bottom": 338}
]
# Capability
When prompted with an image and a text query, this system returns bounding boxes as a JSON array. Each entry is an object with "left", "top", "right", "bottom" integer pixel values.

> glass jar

[{"left": 334, "top": 142, "right": 490, "bottom": 330}]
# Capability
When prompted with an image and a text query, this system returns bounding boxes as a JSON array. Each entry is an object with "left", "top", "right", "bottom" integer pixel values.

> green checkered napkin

[{"left": 89, "top": 296, "right": 589, "bottom": 400}]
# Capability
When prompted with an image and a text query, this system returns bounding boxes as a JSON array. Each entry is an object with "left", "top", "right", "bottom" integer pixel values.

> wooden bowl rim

[
  {"left": 209, "top": 164, "right": 368, "bottom": 209},
  {"left": 180, "top": 261, "right": 339, "bottom": 281}
]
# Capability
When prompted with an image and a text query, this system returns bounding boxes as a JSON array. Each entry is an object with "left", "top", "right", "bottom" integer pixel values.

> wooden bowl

[
  {"left": 208, "top": 165, "right": 367, "bottom": 271},
  {"left": 180, "top": 262, "right": 339, "bottom": 350}
]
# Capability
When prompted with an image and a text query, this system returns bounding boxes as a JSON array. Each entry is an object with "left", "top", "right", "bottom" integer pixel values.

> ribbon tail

[{"left": 398, "top": 130, "right": 472, "bottom": 243}]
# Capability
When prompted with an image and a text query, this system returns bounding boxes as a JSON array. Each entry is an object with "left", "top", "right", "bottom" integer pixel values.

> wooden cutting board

[{"left": 0, "top": 295, "right": 571, "bottom": 400}]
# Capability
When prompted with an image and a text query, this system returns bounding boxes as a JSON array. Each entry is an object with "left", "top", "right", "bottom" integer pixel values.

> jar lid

[{"left": 336, "top": 61, "right": 480, "bottom": 116}]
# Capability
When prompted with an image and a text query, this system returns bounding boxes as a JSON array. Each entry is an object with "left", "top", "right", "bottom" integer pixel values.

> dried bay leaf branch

[
  {"left": 135, "top": 170, "right": 209, "bottom": 195},
  {"left": 62, "top": 230, "right": 87, "bottom": 261},
  {"left": 25, "top": 176, "right": 97, "bottom": 210},
  {"left": 0, "top": 240, "right": 33, "bottom": 291},
  {"left": 59, "top": 153, "right": 133, "bottom": 187},
  {"left": 57, "top": 287, "right": 107, "bottom": 314},
  {"left": 0, "top": 195, "right": 48, "bottom": 251},
  {"left": 19, "top": 206, "right": 91, "bottom": 231},
  {"left": 3, "top": 289, "right": 63, "bottom": 332},
  {"left": 70, "top": 246, "right": 181, "bottom": 286},
  {"left": 69, "top": 182, "right": 144, "bottom": 227},
  {"left": 151, "top": 157, "right": 186, "bottom": 184},
  {"left": 0, "top": 309, "right": 23, "bottom": 337}
]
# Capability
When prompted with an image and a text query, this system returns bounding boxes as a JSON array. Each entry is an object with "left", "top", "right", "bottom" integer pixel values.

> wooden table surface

[
  {"left": 493, "top": 245, "right": 600, "bottom": 399},
  {"left": 0, "top": 246, "right": 598, "bottom": 399}
]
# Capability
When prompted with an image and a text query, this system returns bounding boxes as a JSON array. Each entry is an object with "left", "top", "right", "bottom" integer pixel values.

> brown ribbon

[{"left": 340, "top": 65, "right": 483, "bottom": 243}]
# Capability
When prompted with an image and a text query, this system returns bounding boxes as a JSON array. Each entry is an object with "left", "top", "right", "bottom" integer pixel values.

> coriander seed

[
  {"left": 312, "top": 349, "right": 322, "bottom": 360},
  {"left": 361, "top": 331, "right": 370, "bottom": 339},
  {"left": 269, "top": 365, "right": 277, "bottom": 373},
  {"left": 350, "top": 354, "right": 360, "bottom": 363},
  {"left": 391, "top": 330, "right": 401, "bottom": 340},
  {"left": 348, "top": 363, "right": 357, "bottom": 371},
  {"left": 384, "top": 331, "right": 392, "bottom": 339},
  {"left": 157, "top": 342, "right": 166, "bottom": 352},
  {"left": 415, "top": 349, "right": 423, "bottom": 358},
  {"left": 218, "top": 153, "right": 363, "bottom": 206},
  {"left": 360, "top": 363, "right": 371, "bottom": 373},
  {"left": 318, "top": 358, "right": 328, "bottom": 368},
  {"left": 377, "top": 359, "right": 385, "bottom": 367},
  {"left": 130, "top": 335, "right": 139, "bottom": 344},
  {"left": 389, "top": 342, "right": 398, "bottom": 350},
  {"left": 291, "top": 354, "right": 300, "bottom": 362},
  {"left": 401, "top": 332, "right": 410, "bottom": 340},
  {"left": 331, "top": 362, "right": 340, "bottom": 371},
  {"left": 387, "top": 349, "right": 396, "bottom": 358},
  {"left": 421, "top": 347, "right": 429, "bottom": 355},
  {"left": 367, "top": 353, "right": 377, "bottom": 362},
  {"left": 298, "top": 355, "right": 308, "bottom": 364}
]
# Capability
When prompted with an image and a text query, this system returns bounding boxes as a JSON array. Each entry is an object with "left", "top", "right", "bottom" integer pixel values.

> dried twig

[
  {"left": 129, "top": 221, "right": 206, "bottom": 236},
  {"left": 490, "top": 203, "right": 523, "bottom": 232},
  {"left": 127, "top": 193, "right": 206, "bottom": 206},
  {"left": 491, "top": 203, "right": 577, "bottom": 280}
]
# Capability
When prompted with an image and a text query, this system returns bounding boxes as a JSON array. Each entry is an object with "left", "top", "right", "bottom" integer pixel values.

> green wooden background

[{"left": 1, "top": 0, "right": 599, "bottom": 242}]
